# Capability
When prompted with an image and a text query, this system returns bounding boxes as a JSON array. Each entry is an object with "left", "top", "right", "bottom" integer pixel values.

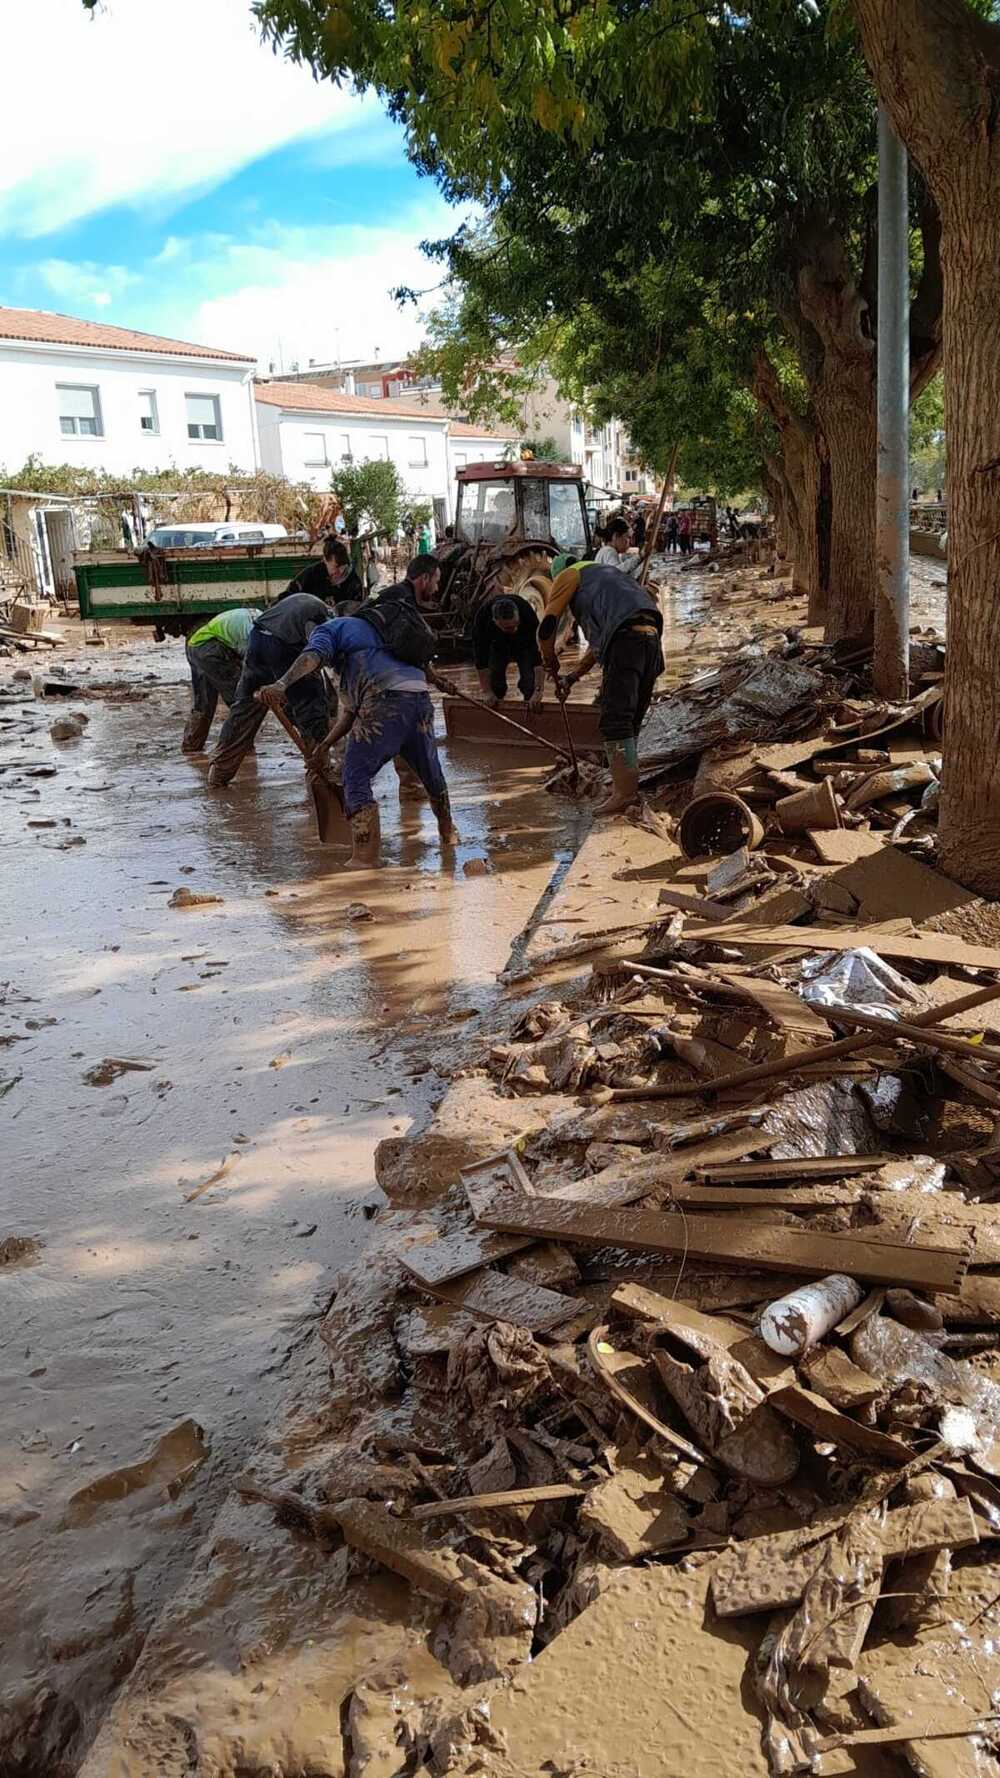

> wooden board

[
  {"left": 767, "top": 1383, "right": 916, "bottom": 1464},
  {"left": 687, "top": 921, "right": 1000, "bottom": 971},
  {"left": 400, "top": 1223, "right": 533, "bottom": 1288},
  {"left": 442, "top": 696, "right": 603, "bottom": 751},
  {"left": 409, "top": 1263, "right": 586, "bottom": 1333},
  {"left": 711, "top": 1497, "right": 979, "bottom": 1617},
  {"left": 477, "top": 1196, "right": 967, "bottom": 1293},
  {"left": 807, "top": 829, "right": 885, "bottom": 867}
]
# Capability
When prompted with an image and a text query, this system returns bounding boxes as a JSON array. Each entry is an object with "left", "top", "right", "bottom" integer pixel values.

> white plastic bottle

[{"left": 759, "top": 1274, "right": 864, "bottom": 1357}]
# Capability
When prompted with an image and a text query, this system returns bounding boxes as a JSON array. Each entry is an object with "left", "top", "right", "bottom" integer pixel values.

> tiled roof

[
  {"left": 0, "top": 305, "right": 253, "bottom": 362},
  {"left": 254, "top": 380, "right": 450, "bottom": 421},
  {"left": 449, "top": 419, "right": 521, "bottom": 441}
]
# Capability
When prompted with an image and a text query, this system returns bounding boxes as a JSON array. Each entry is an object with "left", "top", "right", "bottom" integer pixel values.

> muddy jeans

[
  {"left": 599, "top": 625, "right": 663, "bottom": 744},
  {"left": 208, "top": 629, "right": 330, "bottom": 785},
  {"left": 343, "top": 689, "right": 447, "bottom": 817},
  {"left": 182, "top": 637, "right": 244, "bottom": 752}
]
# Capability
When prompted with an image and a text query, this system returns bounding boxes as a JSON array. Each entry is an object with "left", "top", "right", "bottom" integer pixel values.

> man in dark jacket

[
  {"left": 471, "top": 594, "right": 544, "bottom": 709},
  {"left": 281, "top": 536, "right": 363, "bottom": 611},
  {"left": 538, "top": 556, "right": 663, "bottom": 816},
  {"left": 207, "top": 591, "right": 331, "bottom": 785}
]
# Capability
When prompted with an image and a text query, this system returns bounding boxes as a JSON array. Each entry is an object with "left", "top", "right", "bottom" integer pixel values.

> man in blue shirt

[{"left": 256, "top": 565, "right": 456, "bottom": 868}]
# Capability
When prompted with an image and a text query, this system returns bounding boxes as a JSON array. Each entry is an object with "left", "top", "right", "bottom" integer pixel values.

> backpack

[{"left": 356, "top": 586, "right": 436, "bottom": 668}]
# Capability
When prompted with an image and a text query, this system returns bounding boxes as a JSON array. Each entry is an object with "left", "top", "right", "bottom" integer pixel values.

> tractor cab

[{"left": 454, "top": 460, "right": 591, "bottom": 559}]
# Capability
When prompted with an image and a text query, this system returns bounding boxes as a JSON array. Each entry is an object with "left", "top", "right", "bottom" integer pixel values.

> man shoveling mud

[
  {"left": 207, "top": 591, "right": 332, "bottom": 786},
  {"left": 181, "top": 605, "right": 260, "bottom": 753},
  {"left": 539, "top": 554, "right": 663, "bottom": 816},
  {"left": 255, "top": 556, "right": 458, "bottom": 869}
]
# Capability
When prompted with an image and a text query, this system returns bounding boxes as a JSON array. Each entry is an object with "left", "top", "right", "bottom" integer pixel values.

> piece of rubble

[
  {"left": 412, "top": 1263, "right": 585, "bottom": 1333},
  {"left": 168, "top": 886, "right": 223, "bottom": 908},
  {"left": 577, "top": 1446, "right": 690, "bottom": 1559},
  {"left": 799, "top": 1345, "right": 881, "bottom": 1410},
  {"left": 651, "top": 1344, "right": 799, "bottom": 1485}
]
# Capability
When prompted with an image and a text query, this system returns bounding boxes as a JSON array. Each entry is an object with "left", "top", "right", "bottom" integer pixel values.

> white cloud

[
  {"left": 0, "top": 0, "right": 380, "bottom": 237},
  {"left": 22, "top": 200, "right": 465, "bottom": 368}
]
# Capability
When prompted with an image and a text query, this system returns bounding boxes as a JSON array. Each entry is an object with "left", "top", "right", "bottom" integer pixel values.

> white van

[{"left": 145, "top": 522, "right": 289, "bottom": 549}]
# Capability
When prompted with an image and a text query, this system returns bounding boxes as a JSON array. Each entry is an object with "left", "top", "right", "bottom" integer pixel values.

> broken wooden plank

[
  {"left": 767, "top": 1383, "right": 916, "bottom": 1464},
  {"left": 704, "top": 967, "right": 833, "bottom": 1043},
  {"left": 694, "top": 1155, "right": 890, "bottom": 1184},
  {"left": 687, "top": 920, "right": 1000, "bottom": 971},
  {"left": 332, "top": 1496, "right": 492, "bottom": 1604},
  {"left": 460, "top": 1148, "right": 535, "bottom": 1221},
  {"left": 611, "top": 1280, "right": 793, "bottom": 1389},
  {"left": 656, "top": 885, "right": 732, "bottom": 921},
  {"left": 400, "top": 1223, "right": 533, "bottom": 1288},
  {"left": 408, "top": 1264, "right": 586, "bottom": 1332},
  {"left": 814, "top": 1715, "right": 1000, "bottom": 1755},
  {"left": 814, "top": 1003, "right": 1000, "bottom": 1067},
  {"left": 608, "top": 979, "right": 1000, "bottom": 1102},
  {"left": 479, "top": 1197, "right": 967, "bottom": 1293},
  {"left": 711, "top": 1496, "right": 979, "bottom": 1616},
  {"left": 410, "top": 1485, "right": 583, "bottom": 1521},
  {"left": 834, "top": 1286, "right": 885, "bottom": 1336}
]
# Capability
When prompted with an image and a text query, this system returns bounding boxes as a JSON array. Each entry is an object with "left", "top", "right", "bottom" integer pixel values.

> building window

[
  {"left": 453, "top": 452, "right": 467, "bottom": 469},
  {"left": 57, "top": 384, "right": 102, "bottom": 438},
  {"left": 185, "top": 393, "right": 222, "bottom": 441},
  {"left": 337, "top": 433, "right": 353, "bottom": 463},
  {"left": 408, "top": 435, "right": 428, "bottom": 467},
  {"left": 366, "top": 435, "right": 390, "bottom": 461},
  {"left": 139, "top": 390, "right": 159, "bottom": 435},
  {"left": 303, "top": 431, "right": 329, "bottom": 466}
]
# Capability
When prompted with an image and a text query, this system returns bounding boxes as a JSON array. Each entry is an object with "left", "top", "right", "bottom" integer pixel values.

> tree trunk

[
  {"left": 814, "top": 374, "right": 878, "bottom": 640},
  {"left": 752, "top": 354, "right": 830, "bottom": 622},
  {"left": 852, "top": 0, "right": 1000, "bottom": 891}
]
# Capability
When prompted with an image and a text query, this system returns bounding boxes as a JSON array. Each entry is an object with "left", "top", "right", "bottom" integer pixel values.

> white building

[
  {"left": 254, "top": 380, "right": 453, "bottom": 532},
  {"left": 0, "top": 306, "right": 258, "bottom": 475},
  {"left": 448, "top": 420, "right": 521, "bottom": 474}
]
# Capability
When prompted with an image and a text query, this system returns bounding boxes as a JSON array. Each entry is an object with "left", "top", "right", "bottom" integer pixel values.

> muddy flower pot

[
  {"left": 775, "top": 776, "right": 843, "bottom": 834},
  {"left": 678, "top": 791, "right": 764, "bottom": 859}
]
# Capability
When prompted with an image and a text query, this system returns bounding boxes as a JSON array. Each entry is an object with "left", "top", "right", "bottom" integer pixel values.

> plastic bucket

[{"left": 678, "top": 791, "right": 764, "bottom": 859}]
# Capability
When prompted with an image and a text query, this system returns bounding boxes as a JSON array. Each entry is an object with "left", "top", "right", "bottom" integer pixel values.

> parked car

[{"left": 145, "top": 522, "right": 288, "bottom": 549}]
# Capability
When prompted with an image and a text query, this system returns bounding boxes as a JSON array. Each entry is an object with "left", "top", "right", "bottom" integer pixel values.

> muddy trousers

[
  {"left": 599, "top": 626, "right": 663, "bottom": 764},
  {"left": 484, "top": 639, "right": 539, "bottom": 702},
  {"left": 343, "top": 690, "right": 448, "bottom": 818},
  {"left": 182, "top": 638, "right": 243, "bottom": 752},
  {"left": 208, "top": 630, "right": 330, "bottom": 785}
]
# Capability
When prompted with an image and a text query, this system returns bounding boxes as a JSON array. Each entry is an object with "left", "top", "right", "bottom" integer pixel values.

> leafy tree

[
  {"left": 331, "top": 457, "right": 409, "bottom": 538},
  {"left": 909, "top": 375, "right": 945, "bottom": 495}
]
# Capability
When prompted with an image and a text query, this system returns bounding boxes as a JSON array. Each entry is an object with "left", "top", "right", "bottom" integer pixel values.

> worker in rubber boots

[
  {"left": 471, "top": 594, "right": 545, "bottom": 710},
  {"left": 207, "top": 591, "right": 331, "bottom": 786},
  {"left": 538, "top": 554, "right": 663, "bottom": 816},
  {"left": 181, "top": 605, "right": 260, "bottom": 753},
  {"left": 255, "top": 557, "right": 457, "bottom": 869}
]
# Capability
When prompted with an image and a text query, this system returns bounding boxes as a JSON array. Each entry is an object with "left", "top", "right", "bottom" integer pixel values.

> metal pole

[{"left": 874, "top": 104, "right": 910, "bottom": 700}]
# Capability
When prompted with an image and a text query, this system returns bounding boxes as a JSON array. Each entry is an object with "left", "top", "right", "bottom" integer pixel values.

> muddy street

[{"left": 0, "top": 625, "right": 590, "bottom": 1770}]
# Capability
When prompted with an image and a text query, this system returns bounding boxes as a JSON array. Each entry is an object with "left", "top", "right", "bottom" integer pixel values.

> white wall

[
  {"left": 0, "top": 341, "right": 258, "bottom": 474},
  {"left": 259, "top": 404, "right": 452, "bottom": 515},
  {"left": 448, "top": 437, "right": 516, "bottom": 476}
]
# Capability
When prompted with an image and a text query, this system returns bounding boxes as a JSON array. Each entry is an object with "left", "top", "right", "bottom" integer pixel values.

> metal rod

[{"left": 874, "top": 105, "right": 910, "bottom": 700}]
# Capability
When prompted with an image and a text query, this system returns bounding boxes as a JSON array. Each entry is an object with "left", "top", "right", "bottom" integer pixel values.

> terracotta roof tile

[
  {"left": 449, "top": 419, "right": 521, "bottom": 440},
  {"left": 0, "top": 305, "right": 253, "bottom": 363},
  {"left": 254, "top": 380, "right": 450, "bottom": 421}
]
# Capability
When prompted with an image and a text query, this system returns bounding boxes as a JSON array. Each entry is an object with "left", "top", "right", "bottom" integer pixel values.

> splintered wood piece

[
  {"left": 410, "top": 1485, "right": 584, "bottom": 1521},
  {"left": 478, "top": 1196, "right": 966, "bottom": 1293},
  {"left": 767, "top": 1383, "right": 915, "bottom": 1464},
  {"left": 409, "top": 1264, "right": 585, "bottom": 1333},
  {"left": 586, "top": 1326, "right": 713, "bottom": 1470}
]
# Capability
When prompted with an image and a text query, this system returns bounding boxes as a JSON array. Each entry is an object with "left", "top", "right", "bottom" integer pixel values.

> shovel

[
  {"left": 553, "top": 676, "right": 581, "bottom": 787},
  {"left": 269, "top": 702, "right": 349, "bottom": 845}
]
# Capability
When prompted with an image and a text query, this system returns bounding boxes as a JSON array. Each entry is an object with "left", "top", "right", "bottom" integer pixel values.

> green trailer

[{"left": 74, "top": 544, "right": 318, "bottom": 635}]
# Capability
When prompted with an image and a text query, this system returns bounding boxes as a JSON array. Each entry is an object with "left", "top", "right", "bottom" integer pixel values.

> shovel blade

[{"left": 309, "top": 772, "right": 349, "bottom": 845}]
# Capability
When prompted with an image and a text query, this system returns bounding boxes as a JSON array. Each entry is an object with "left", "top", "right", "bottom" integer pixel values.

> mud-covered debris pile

[{"left": 236, "top": 808, "right": 1000, "bottom": 1776}]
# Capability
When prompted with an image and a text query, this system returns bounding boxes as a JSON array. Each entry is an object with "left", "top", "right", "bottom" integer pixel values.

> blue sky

[{"left": 1, "top": 0, "right": 463, "bottom": 368}]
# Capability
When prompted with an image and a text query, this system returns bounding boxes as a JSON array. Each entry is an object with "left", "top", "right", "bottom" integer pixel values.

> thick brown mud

[{"left": 0, "top": 621, "right": 589, "bottom": 1772}]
